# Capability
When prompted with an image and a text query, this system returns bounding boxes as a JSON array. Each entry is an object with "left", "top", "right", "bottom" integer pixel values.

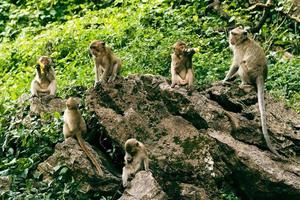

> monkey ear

[
  {"left": 100, "top": 41, "right": 105, "bottom": 46},
  {"left": 243, "top": 30, "right": 248, "bottom": 36}
]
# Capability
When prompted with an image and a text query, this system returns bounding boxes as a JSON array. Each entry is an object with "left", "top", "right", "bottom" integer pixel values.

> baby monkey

[
  {"left": 171, "top": 41, "right": 199, "bottom": 90},
  {"left": 122, "top": 138, "right": 149, "bottom": 187},
  {"left": 223, "top": 26, "right": 280, "bottom": 157},
  {"left": 63, "top": 97, "right": 103, "bottom": 176},
  {"left": 30, "top": 56, "right": 56, "bottom": 97},
  {"left": 89, "top": 40, "right": 122, "bottom": 85}
]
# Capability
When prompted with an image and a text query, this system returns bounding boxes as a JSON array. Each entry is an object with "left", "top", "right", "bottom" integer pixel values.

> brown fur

[
  {"left": 30, "top": 56, "right": 56, "bottom": 97},
  {"left": 223, "top": 26, "right": 280, "bottom": 157},
  {"left": 122, "top": 138, "right": 149, "bottom": 187},
  {"left": 170, "top": 41, "right": 196, "bottom": 90},
  {"left": 63, "top": 97, "right": 104, "bottom": 176},
  {"left": 89, "top": 40, "right": 121, "bottom": 85}
]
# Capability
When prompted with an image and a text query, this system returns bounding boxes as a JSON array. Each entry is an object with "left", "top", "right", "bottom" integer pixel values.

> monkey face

[
  {"left": 37, "top": 56, "right": 52, "bottom": 73},
  {"left": 229, "top": 27, "right": 248, "bottom": 45},
  {"left": 173, "top": 41, "right": 188, "bottom": 55},
  {"left": 89, "top": 40, "right": 106, "bottom": 56},
  {"left": 66, "top": 97, "right": 80, "bottom": 110},
  {"left": 126, "top": 154, "right": 133, "bottom": 163}
]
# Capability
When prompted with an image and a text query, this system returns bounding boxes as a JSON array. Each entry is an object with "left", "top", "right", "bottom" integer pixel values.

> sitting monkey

[
  {"left": 122, "top": 138, "right": 149, "bottom": 187},
  {"left": 171, "top": 41, "right": 199, "bottom": 90},
  {"left": 30, "top": 56, "right": 56, "bottom": 97}
]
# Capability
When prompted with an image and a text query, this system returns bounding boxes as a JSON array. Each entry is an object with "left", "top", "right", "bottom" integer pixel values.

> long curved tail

[
  {"left": 257, "top": 76, "right": 281, "bottom": 157},
  {"left": 76, "top": 132, "right": 104, "bottom": 176}
]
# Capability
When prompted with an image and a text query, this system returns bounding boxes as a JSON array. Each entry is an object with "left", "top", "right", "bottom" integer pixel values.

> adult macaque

[
  {"left": 223, "top": 26, "right": 280, "bottom": 157},
  {"left": 171, "top": 41, "right": 199, "bottom": 90},
  {"left": 30, "top": 56, "right": 56, "bottom": 97},
  {"left": 63, "top": 97, "right": 103, "bottom": 176},
  {"left": 89, "top": 40, "right": 122, "bottom": 85},
  {"left": 122, "top": 138, "right": 149, "bottom": 187}
]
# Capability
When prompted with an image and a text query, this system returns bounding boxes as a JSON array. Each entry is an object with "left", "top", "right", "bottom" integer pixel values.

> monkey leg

[
  {"left": 171, "top": 74, "right": 184, "bottom": 88},
  {"left": 108, "top": 63, "right": 119, "bottom": 83},
  {"left": 48, "top": 80, "right": 57, "bottom": 96},
  {"left": 30, "top": 80, "right": 45, "bottom": 97},
  {"left": 63, "top": 123, "right": 73, "bottom": 139}
]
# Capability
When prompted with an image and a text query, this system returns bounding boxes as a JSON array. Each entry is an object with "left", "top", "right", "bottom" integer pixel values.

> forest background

[{"left": 0, "top": 0, "right": 299, "bottom": 199}]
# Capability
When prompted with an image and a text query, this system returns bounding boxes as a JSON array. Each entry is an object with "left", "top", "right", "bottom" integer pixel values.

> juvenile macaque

[
  {"left": 223, "top": 26, "right": 280, "bottom": 157},
  {"left": 171, "top": 41, "right": 198, "bottom": 90},
  {"left": 30, "top": 56, "right": 56, "bottom": 97},
  {"left": 122, "top": 138, "right": 149, "bottom": 187},
  {"left": 89, "top": 40, "right": 122, "bottom": 85},
  {"left": 63, "top": 97, "right": 103, "bottom": 176}
]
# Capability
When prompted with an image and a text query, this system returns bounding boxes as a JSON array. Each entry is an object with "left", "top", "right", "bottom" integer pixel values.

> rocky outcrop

[
  {"left": 118, "top": 171, "right": 167, "bottom": 200},
  {"left": 29, "top": 96, "right": 66, "bottom": 114},
  {"left": 85, "top": 74, "right": 300, "bottom": 200},
  {"left": 37, "top": 138, "right": 120, "bottom": 193}
]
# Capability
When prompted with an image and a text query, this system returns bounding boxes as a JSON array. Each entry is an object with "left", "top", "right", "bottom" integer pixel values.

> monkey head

[
  {"left": 89, "top": 40, "right": 106, "bottom": 57},
  {"left": 173, "top": 41, "right": 197, "bottom": 57},
  {"left": 36, "top": 56, "right": 52, "bottom": 74},
  {"left": 229, "top": 26, "right": 248, "bottom": 46},
  {"left": 66, "top": 97, "right": 80, "bottom": 110},
  {"left": 125, "top": 138, "right": 140, "bottom": 163},
  {"left": 173, "top": 41, "right": 188, "bottom": 56}
]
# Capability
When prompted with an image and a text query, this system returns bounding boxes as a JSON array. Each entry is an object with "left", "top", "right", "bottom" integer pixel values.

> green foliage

[{"left": 0, "top": 0, "right": 299, "bottom": 199}]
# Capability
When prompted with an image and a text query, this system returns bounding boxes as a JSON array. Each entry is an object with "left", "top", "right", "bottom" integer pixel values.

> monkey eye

[{"left": 231, "top": 32, "right": 237, "bottom": 36}]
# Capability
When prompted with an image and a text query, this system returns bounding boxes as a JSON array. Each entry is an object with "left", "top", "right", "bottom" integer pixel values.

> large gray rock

[
  {"left": 118, "top": 171, "right": 167, "bottom": 200},
  {"left": 86, "top": 74, "right": 300, "bottom": 199}
]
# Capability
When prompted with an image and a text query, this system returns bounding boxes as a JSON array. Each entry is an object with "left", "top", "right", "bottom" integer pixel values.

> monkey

[
  {"left": 89, "top": 40, "right": 122, "bottom": 85},
  {"left": 170, "top": 41, "right": 198, "bottom": 91},
  {"left": 63, "top": 97, "right": 104, "bottom": 176},
  {"left": 122, "top": 138, "right": 149, "bottom": 187},
  {"left": 223, "top": 26, "right": 281, "bottom": 157},
  {"left": 30, "top": 56, "right": 56, "bottom": 97}
]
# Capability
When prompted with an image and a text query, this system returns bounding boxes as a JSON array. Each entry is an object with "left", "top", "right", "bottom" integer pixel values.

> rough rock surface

[
  {"left": 37, "top": 138, "right": 120, "bottom": 193},
  {"left": 118, "top": 171, "right": 167, "bottom": 200},
  {"left": 85, "top": 74, "right": 300, "bottom": 200},
  {"left": 30, "top": 96, "right": 66, "bottom": 114}
]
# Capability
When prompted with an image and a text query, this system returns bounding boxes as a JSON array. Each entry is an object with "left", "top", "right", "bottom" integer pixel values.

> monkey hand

[{"left": 193, "top": 48, "right": 200, "bottom": 53}]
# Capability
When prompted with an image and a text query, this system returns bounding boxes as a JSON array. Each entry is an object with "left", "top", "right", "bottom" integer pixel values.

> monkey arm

[
  {"left": 185, "top": 68, "right": 194, "bottom": 87},
  {"left": 183, "top": 48, "right": 196, "bottom": 57},
  {"left": 94, "top": 63, "right": 102, "bottom": 83},
  {"left": 223, "top": 64, "right": 239, "bottom": 82},
  {"left": 122, "top": 166, "right": 130, "bottom": 187},
  {"left": 143, "top": 156, "right": 149, "bottom": 171},
  {"left": 30, "top": 80, "right": 40, "bottom": 96}
]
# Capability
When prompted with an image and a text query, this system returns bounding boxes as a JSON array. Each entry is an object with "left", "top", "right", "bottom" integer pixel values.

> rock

[
  {"left": 179, "top": 183, "right": 208, "bottom": 200},
  {"left": 30, "top": 96, "right": 66, "bottom": 114},
  {"left": 37, "top": 138, "right": 120, "bottom": 193},
  {"left": 118, "top": 171, "right": 167, "bottom": 200},
  {"left": 86, "top": 74, "right": 300, "bottom": 199}
]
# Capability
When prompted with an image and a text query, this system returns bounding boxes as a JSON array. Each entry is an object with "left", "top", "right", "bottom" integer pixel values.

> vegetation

[{"left": 0, "top": 0, "right": 299, "bottom": 199}]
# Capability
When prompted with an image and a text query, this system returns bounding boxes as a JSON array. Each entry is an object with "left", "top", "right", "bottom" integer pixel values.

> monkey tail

[
  {"left": 76, "top": 132, "right": 104, "bottom": 176},
  {"left": 256, "top": 76, "right": 281, "bottom": 157}
]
